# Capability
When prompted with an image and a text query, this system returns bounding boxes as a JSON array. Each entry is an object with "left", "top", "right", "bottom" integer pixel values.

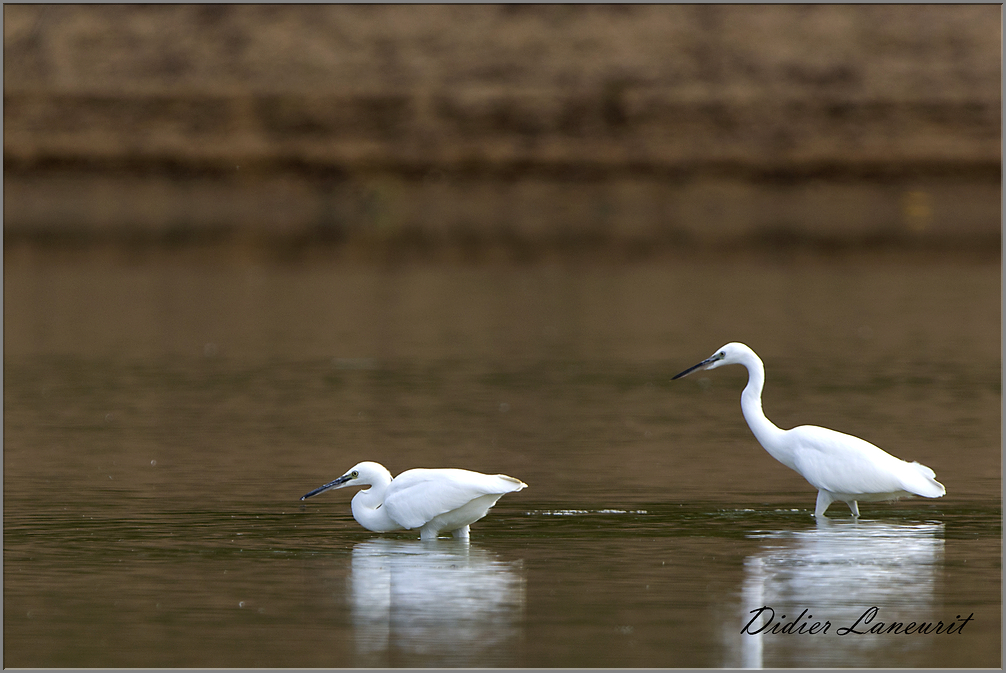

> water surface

[{"left": 4, "top": 254, "right": 1000, "bottom": 667}]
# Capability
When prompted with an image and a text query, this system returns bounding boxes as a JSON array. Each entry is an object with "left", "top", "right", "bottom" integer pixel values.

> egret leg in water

[
  {"left": 673, "top": 342, "right": 945, "bottom": 517},
  {"left": 301, "top": 461, "right": 527, "bottom": 540}
]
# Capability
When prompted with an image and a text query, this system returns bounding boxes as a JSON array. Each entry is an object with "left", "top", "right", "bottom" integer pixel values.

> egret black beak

[
  {"left": 672, "top": 353, "right": 722, "bottom": 380},
  {"left": 300, "top": 473, "right": 353, "bottom": 500}
]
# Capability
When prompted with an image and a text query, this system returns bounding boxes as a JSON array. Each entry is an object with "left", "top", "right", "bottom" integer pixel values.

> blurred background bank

[{"left": 4, "top": 4, "right": 1000, "bottom": 260}]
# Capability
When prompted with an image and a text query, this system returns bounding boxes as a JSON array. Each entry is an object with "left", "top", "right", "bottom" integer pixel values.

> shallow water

[{"left": 4, "top": 253, "right": 1000, "bottom": 667}]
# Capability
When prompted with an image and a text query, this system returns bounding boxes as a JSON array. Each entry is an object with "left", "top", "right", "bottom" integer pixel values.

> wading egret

[
  {"left": 301, "top": 461, "right": 527, "bottom": 540},
  {"left": 673, "top": 342, "right": 945, "bottom": 517}
]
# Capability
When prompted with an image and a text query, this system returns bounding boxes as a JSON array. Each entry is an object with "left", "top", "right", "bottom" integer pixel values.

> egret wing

[
  {"left": 383, "top": 468, "right": 525, "bottom": 530},
  {"left": 790, "top": 425, "right": 909, "bottom": 496}
]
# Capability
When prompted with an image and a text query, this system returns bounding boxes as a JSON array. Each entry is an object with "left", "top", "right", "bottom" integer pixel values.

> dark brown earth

[{"left": 4, "top": 5, "right": 1000, "bottom": 258}]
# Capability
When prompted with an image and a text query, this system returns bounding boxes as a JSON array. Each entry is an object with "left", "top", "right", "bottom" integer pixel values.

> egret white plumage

[
  {"left": 300, "top": 461, "right": 527, "bottom": 540},
  {"left": 673, "top": 342, "right": 945, "bottom": 517}
]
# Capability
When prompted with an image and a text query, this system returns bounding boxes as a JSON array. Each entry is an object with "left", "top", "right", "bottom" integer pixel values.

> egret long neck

[
  {"left": 738, "top": 354, "right": 794, "bottom": 470},
  {"left": 350, "top": 477, "right": 403, "bottom": 532}
]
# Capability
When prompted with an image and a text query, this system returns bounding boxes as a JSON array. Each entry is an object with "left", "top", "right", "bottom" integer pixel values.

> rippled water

[{"left": 4, "top": 253, "right": 1000, "bottom": 667}]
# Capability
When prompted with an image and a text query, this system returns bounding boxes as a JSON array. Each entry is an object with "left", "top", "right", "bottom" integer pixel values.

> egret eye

[{"left": 350, "top": 471, "right": 359, "bottom": 479}]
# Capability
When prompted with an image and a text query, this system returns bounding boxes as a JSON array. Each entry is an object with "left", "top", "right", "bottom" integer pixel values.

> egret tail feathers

[
  {"left": 496, "top": 474, "right": 528, "bottom": 491},
  {"left": 903, "top": 461, "right": 946, "bottom": 498}
]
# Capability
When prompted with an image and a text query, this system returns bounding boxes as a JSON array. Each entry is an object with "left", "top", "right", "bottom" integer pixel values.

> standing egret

[
  {"left": 673, "top": 342, "right": 945, "bottom": 517},
  {"left": 301, "top": 461, "right": 527, "bottom": 540}
]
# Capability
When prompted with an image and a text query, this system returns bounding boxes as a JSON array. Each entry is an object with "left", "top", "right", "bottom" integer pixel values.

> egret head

[
  {"left": 673, "top": 342, "right": 753, "bottom": 379},
  {"left": 300, "top": 461, "right": 389, "bottom": 501}
]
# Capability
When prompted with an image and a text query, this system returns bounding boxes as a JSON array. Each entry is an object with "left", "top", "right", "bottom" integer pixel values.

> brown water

[{"left": 4, "top": 252, "right": 1000, "bottom": 667}]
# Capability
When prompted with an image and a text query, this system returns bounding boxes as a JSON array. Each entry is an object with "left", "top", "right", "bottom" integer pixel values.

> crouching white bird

[
  {"left": 673, "top": 342, "right": 946, "bottom": 517},
  {"left": 300, "top": 461, "right": 527, "bottom": 540}
]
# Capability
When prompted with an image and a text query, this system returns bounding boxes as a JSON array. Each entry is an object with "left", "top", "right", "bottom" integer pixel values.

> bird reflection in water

[
  {"left": 348, "top": 539, "right": 526, "bottom": 667},
  {"left": 732, "top": 519, "right": 944, "bottom": 668}
]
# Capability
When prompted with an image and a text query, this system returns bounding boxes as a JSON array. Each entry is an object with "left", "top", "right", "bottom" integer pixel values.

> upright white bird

[
  {"left": 301, "top": 461, "right": 527, "bottom": 540},
  {"left": 673, "top": 342, "right": 945, "bottom": 517}
]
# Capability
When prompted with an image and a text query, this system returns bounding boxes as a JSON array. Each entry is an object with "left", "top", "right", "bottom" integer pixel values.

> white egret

[
  {"left": 301, "top": 461, "right": 527, "bottom": 540},
  {"left": 673, "top": 342, "right": 945, "bottom": 517}
]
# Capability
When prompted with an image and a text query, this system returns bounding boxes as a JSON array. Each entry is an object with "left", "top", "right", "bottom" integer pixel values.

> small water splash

[{"left": 527, "top": 509, "right": 648, "bottom": 516}]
